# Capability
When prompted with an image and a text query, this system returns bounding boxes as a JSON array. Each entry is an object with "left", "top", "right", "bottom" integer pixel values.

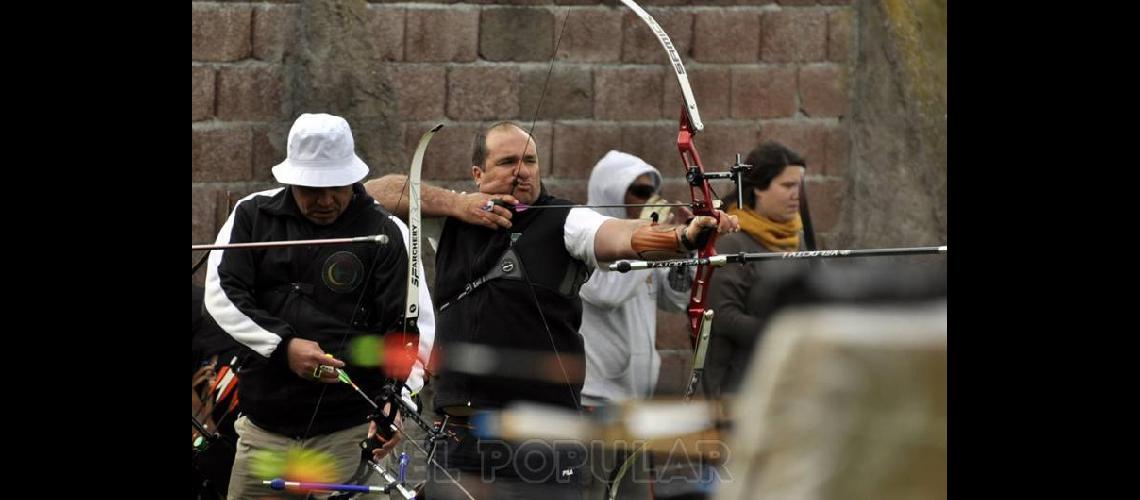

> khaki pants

[{"left": 227, "top": 415, "right": 379, "bottom": 500}]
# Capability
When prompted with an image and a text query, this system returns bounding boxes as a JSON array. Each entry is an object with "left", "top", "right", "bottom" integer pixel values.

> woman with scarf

[{"left": 703, "top": 141, "right": 812, "bottom": 398}]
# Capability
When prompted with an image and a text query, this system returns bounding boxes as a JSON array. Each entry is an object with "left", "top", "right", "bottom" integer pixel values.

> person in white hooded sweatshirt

[
  {"left": 580, "top": 150, "right": 694, "bottom": 405},
  {"left": 579, "top": 150, "right": 694, "bottom": 496}
]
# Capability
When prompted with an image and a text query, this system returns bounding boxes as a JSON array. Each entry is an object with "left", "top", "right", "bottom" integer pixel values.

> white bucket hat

[{"left": 271, "top": 113, "right": 370, "bottom": 187}]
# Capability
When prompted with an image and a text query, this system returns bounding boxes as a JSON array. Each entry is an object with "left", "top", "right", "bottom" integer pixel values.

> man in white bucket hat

[{"left": 204, "top": 113, "right": 436, "bottom": 499}]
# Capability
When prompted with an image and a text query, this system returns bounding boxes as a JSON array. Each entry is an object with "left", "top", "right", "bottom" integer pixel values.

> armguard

[{"left": 631, "top": 223, "right": 688, "bottom": 260}]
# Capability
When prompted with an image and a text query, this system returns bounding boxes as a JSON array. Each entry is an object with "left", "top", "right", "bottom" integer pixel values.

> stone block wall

[{"left": 192, "top": 0, "right": 947, "bottom": 393}]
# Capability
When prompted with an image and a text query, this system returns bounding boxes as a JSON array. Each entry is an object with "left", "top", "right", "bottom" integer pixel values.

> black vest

[{"left": 432, "top": 194, "right": 590, "bottom": 411}]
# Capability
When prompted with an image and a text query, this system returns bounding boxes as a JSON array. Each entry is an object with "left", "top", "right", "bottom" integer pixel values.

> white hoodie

[{"left": 579, "top": 151, "right": 689, "bottom": 404}]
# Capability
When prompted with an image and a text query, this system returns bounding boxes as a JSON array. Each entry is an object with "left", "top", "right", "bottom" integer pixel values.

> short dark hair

[
  {"left": 724, "top": 141, "right": 806, "bottom": 209},
  {"left": 471, "top": 121, "right": 529, "bottom": 169}
]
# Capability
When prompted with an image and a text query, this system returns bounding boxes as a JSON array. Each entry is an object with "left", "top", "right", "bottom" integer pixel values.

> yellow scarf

[{"left": 727, "top": 204, "right": 802, "bottom": 252}]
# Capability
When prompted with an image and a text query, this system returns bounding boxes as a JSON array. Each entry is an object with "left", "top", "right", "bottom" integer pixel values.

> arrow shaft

[
  {"left": 613, "top": 246, "right": 947, "bottom": 272},
  {"left": 192, "top": 235, "right": 389, "bottom": 251},
  {"left": 519, "top": 202, "right": 691, "bottom": 210}
]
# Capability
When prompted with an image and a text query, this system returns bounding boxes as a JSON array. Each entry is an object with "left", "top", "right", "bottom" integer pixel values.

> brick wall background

[{"left": 192, "top": 0, "right": 946, "bottom": 395}]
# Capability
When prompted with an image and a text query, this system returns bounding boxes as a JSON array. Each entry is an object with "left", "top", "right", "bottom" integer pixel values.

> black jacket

[
  {"left": 704, "top": 231, "right": 808, "bottom": 397},
  {"left": 432, "top": 192, "right": 590, "bottom": 412},
  {"left": 205, "top": 183, "right": 408, "bottom": 437}
]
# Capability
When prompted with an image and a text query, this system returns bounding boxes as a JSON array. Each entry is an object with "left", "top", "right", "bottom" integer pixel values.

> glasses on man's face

[{"left": 627, "top": 184, "right": 655, "bottom": 200}]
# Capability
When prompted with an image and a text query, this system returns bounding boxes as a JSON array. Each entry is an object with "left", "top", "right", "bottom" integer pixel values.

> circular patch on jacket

[{"left": 322, "top": 251, "right": 364, "bottom": 294}]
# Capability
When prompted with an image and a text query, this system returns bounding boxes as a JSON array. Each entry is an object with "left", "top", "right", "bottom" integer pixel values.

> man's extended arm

[
  {"left": 592, "top": 215, "right": 738, "bottom": 263},
  {"left": 365, "top": 175, "right": 516, "bottom": 230}
]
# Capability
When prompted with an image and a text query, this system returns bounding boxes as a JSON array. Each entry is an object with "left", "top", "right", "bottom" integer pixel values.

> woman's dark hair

[{"left": 723, "top": 140, "right": 806, "bottom": 209}]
